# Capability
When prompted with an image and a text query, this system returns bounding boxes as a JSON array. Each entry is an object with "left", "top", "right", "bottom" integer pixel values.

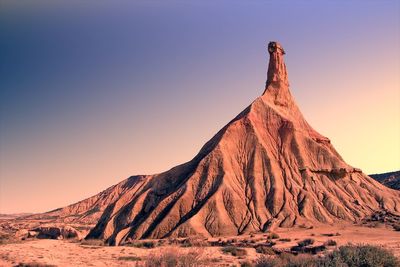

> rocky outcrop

[{"left": 33, "top": 41, "right": 400, "bottom": 245}]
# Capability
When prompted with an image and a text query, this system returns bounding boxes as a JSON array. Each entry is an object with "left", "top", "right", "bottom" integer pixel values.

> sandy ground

[
  {"left": 0, "top": 240, "right": 241, "bottom": 267},
  {"left": 0, "top": 239, "right": 238, "bottom": 267},
  {"left": 273, "top": 224, "right": 400, "bottom": 255},
  {"left": 0, "top": 224, "right": 399, "bottom": 266}
]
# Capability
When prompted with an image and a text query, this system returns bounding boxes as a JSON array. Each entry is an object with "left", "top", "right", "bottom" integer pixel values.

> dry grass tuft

[
  {"left": 240, "top": 260, "right": 253, "bottom": 267},
  {"left": 118, "top": 256, "right": 141, "bottom": 261},
  {"left": 267, "top": 233, "right": 280, "bottom": 239},
  {"left": 125, "top": 240, "right": 156, "bottom": 248},
  {"left": 324, "top": 239, "right": 337, "bottom": 246},
  {"left": 255, "top": 245, "right": 276, "bottom": 255},
  {"left": 14, "top": 263, "right": 56, "bottom": 267},
  {"left": 145, "top": 247, "right": 205, "bottom": 267},
  {"left": 80, "top": 239, "right": 106, "bottom": 246},
  {"left": 221, "top": 246, "right": 247, "bottom": 257},
  {"left": 180, "top": 237, "right": 208, "bottom": 247},
  {"left": 254, "top": 244, "right": 400, "bottom": 267},
  {"left": 297, "top": 238, "right": 314, "bottom": 247}
]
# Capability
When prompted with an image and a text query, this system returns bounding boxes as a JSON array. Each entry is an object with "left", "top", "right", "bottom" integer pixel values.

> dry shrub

[
  {"left": 118, "top": 256, "right": 141, "bottom": 261},
  {"left": 265, "top": 241, "right": 276, "bottom": 247},
  {"left": 255, "top": 253, "right": 317, "bottom": 267},
  {"left": 320, "top": 244, "right": 399, "bottom": 267},
  {"left": 14, "top": 264, "right": 56, "bottom": 267},
  {"left": 221, "top": 246, "right": 236, "bottom": 254},
  {"left": 158, "top": 239, "right": 166, "bottom": 244},
  {"left": 256, "top": 244, "right": 400, "bottom": 267},
  {"left": 291, "top": 239, "right": 326, "bottom": 254},
  {"left": 291, "top": 244, "right": 326, "bottom": 254},
  {"left": 235, "top": 248, "right": 248, "bottom": 257},
  {"left": 221, "top": 246, "right": 247, "bottom": 257},
  {"left": 80, "top": 239, "right": 106, "bottom": 246},
  {"left": 167, "top": 238, "right": 178, "bottom": 245},
  {"left": 324, "top": 239, "right": 337, "bottom": 246},
  {"left": 240, "top": 260, "right": 253, "bottom": 267},
  {"left": 282, "top": 253, "right": 317, "bottom": 266},
  {"left": 254, "top": 256, "right": 276, "bottom": 267},
  {"left": 255, "top": 245, "right": 276, "bottom": 255},
  {"left": 126, "top": 240, "right": 156, "bottom": 248},
  {"left": 181, "top": 237, "right": 208, "bottom": 247},
  {"left": 142, "top": 241, "right": 156, "bottom": 248},
  {"left": 297, "top": 238, "right": 314, "bottom": 247},
  {"left": 267, "top": 233, "right": 280, "bottom": 239},
  {"left": 321, "top": 233, "right": 335, "bottom": 237},
  {"left": 278, "top": 238, "right": 291, "bottom": 242},
  {"left": 366, "top": 222, "right": 381, "bottom": 228},
  {"left": 145, "top": 247, "right": 205, "bottom": 267}
]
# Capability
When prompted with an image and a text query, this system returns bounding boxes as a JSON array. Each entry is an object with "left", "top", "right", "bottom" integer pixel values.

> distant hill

[{"left": 370, "top": 171, "right": 400, "bottom": 190}]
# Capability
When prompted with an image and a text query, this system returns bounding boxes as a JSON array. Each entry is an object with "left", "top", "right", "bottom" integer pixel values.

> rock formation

[
  {"left": 28, "top": 181, "right": 132, "bottom": 225},
  {"left": 37, "top": 42, "right": 400, "bottom": 245},
  {"left": 264, "top": 41, "right": 288, "bottom": 91}
]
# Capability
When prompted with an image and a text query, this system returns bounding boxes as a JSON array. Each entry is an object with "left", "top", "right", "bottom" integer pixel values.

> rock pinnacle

[{"left": 263, "top": 41, "right": 289, "bottom": 95}]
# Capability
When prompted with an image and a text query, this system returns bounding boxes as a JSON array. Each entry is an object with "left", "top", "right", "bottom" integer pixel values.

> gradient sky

[{"left": 0, "top": 1, "right": 399, "bottom": 213}]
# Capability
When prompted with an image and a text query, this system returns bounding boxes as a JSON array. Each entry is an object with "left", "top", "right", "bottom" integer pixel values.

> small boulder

[
  {"left": 28, "top": 231, "right": 38, "bottom": 238},
  {"left": 15, "top": 229, "right": 29, "bottom": 240}
]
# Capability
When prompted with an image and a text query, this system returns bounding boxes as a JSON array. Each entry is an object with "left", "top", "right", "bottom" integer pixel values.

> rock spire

[{"left": 263, "top": 41, "right": 289, "bottom": 94}]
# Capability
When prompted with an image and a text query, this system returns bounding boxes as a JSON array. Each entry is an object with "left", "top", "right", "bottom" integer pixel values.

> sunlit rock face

[
  {"left": 36, "top": 42, "right": 400, "bottom": 245},
  {"left": 265, "top": 41, "right": 288, "bottom": 90}
]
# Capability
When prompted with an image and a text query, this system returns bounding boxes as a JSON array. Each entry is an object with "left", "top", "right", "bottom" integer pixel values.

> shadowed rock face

[{"left": 40, "top": 42, "right": 400, "bottom": 245}]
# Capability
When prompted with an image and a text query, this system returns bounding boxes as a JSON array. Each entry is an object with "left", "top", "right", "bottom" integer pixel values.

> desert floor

[{"left": 1, "top": 224, "right": 399, "bottom": 266}]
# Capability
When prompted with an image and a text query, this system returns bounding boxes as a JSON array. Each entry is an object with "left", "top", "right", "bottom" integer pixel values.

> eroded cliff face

[
  {"left": 30, "top": 175, "right": 148, "bottom": 225},
  {"left": 39, "top": 42, "right": 400, "bottom": 245}
]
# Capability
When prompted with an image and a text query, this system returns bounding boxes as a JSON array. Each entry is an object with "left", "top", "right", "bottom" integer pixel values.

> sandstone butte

[{"left": 34, "top": 42, "right": 400, "bottom": 245}]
